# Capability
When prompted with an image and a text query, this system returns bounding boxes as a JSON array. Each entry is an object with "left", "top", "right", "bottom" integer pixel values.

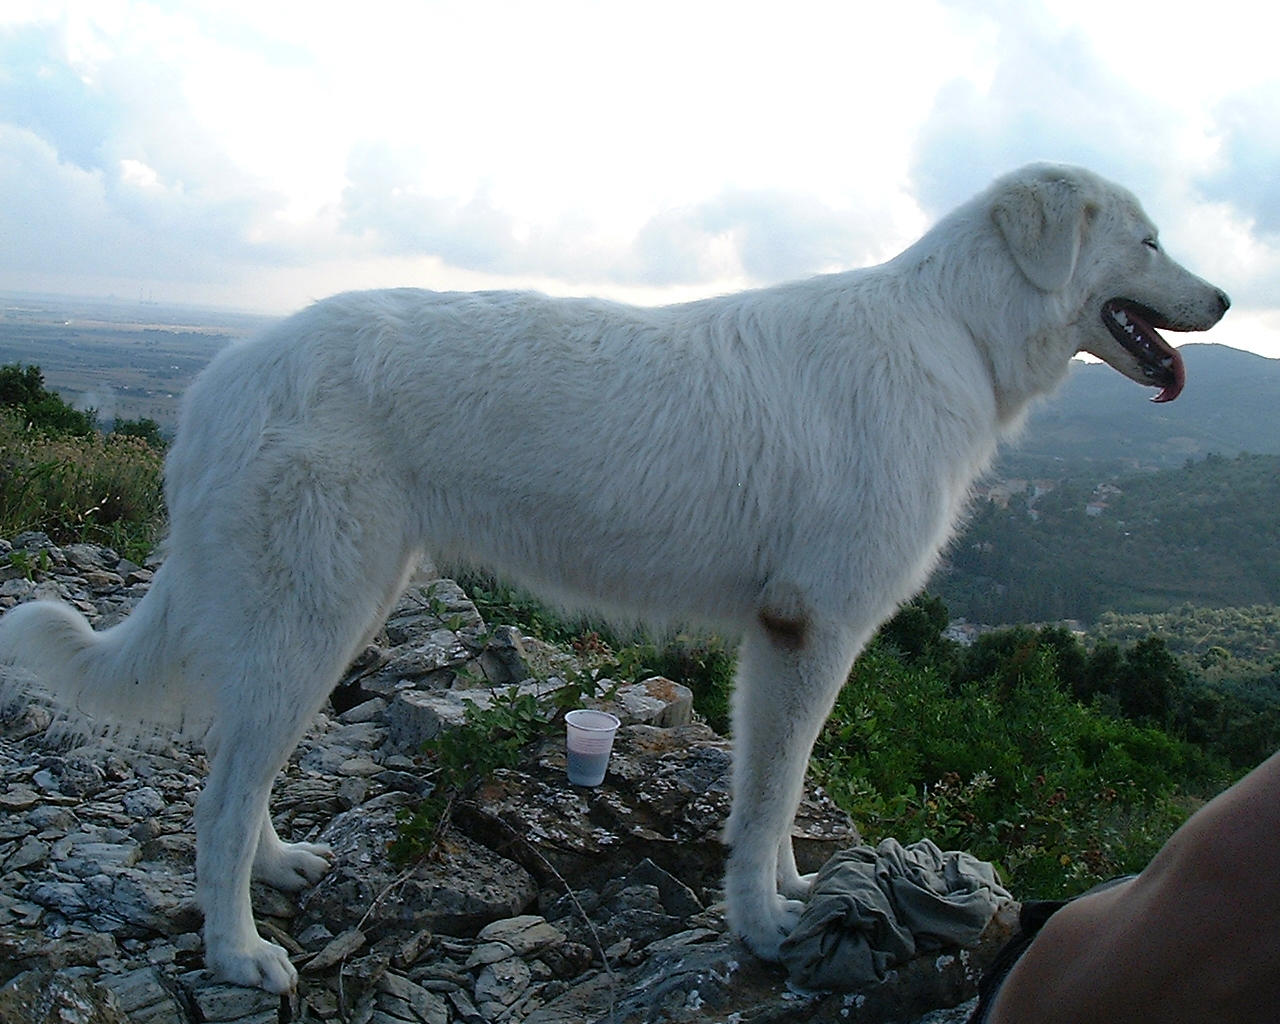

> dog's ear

[{"left": 991, "top": 177, "right": 1086, "bottom": 292}]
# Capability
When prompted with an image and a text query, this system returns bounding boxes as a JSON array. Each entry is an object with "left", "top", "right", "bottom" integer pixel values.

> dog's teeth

[
  {"left": 1161, "top": 357, "right": 1174, "bottom": 368},
  {"left": 1114, "top": 310, "right": 1129, "bottom": 326}
]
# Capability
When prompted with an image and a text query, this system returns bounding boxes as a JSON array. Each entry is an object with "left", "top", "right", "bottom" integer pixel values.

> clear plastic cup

[{"left": 564, "top": 709, "right": 621, "bottom": 786}]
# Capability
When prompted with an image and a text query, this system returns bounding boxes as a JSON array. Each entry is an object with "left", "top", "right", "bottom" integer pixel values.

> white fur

[{"left": 0, "top": 164, "right": 1228, "bottom": 992}]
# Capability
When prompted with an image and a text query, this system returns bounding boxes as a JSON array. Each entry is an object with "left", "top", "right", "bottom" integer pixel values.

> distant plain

[{"left": 0, "top": 292, "right": 275, "bottom": 429}]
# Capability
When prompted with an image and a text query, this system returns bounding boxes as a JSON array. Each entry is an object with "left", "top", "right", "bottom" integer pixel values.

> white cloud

[
  {"left": 1199, "top": 83, "right": 1280, "bottom": 238},
  {"left": 339, "top": 141, "right": 899, "bottom": 287},
  {"left": 909, "top": 2, "right": 1180, "bottom": 215},
  {"left": 0, "top": 0, "right": 1277, "bottom": 361}
]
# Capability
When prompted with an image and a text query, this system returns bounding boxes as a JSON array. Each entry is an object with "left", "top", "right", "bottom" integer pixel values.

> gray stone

[
  {"left": 0, "top": 578, "right": 36, "bottom": 600},
  {"left": 0, "top": 785, "right": 41, "bottom": 811},
  {"left": 464, "top": 940, "right": 516, "bottom": 967},
  {"left": 26, "top": 879, "right": 92, "bottom": 918},
  {"left": 523, "top": 973, "right": 617, "bottom": 1024},
  {"left": 641, "top": 927, "right": 721, "bottom": 954},
  {"left": 338, "top": 776, "right": 369, "bottom": 808},
  {"left": 339, "top": 697, "right": 389, "bottom": 724},
  {"left": 338, "top": 756, "right": 384, "bottom": 777},
  {"left": 478, "top": 625, "right": 530, "bottom": 685},
  {"left": 474, "top": 957, "right": 531, "bottom": 1006},
  {"left": 97, "top": 967, "right": 184, "bottom": 1021},
  {"left": 26, "top": 804, "right": 78, "bottom": 830},
  {"left": 601, "top": 677, "right": 694, "bottom": 728},
  {"left": 476, "top": 915, "right": 567, "bottom": 956},
  {"left": 188, "top": 980, "right": 280, "bottom": 1022},
  {"left": 385, "top": 680, "right": 561, "bottom": 755},
  {"left": 59, "top": 841, "right": 143, "bottom": 876},
  {"left": 622, "top": 858, "right": 704, "bottom": 919},
  {"left": 296, "top": 922, "right": 334, "bottom": 950},
  {"left": 63, "top": 544, "right": 107, "bottom": 571},
  {"left": 383, "top": 628, "right": 474, "bottom": 680},
  {"left": 0, "top": 969, "right": 128, "bottom": 1024},
  {"left": 385, "top": 690, "right": 472, "bottom": 751},
  {"left": 122, "top": 786, "right": 167, "bottom": 817},
  {"left": 378, "top": 972, "right": 450, "bottom": 1024},
  {"left": 448, "top": 987, "right": 484, "bottom": 1023},
  {"left": 304, "top": 927, "right": 367, "bottom": 972},
  {"left": 45, "top": 928, "right": 119, "bottom": 969},
  {"left": 4, "top": 835, "right": 49, "bottom": 872}
]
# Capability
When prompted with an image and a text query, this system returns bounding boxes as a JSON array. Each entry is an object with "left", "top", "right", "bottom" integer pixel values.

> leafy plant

[
  {"left": 812, "top": 630, "right": 1226, "bottom": 899},
  {"left": 390, "top": 688, "right": 559, "bottom": 865},
  {"left": 0, "top": 410, "right": 165, "bottom": 561}
]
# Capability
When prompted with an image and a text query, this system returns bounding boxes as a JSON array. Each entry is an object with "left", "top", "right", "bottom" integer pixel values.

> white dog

[{"left": 0, "top": 164, "right": 1228, "bottom": 992}]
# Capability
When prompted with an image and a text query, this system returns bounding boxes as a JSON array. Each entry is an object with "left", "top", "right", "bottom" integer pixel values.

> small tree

[{"left": 0, "top": 363, "right": 97, "bottom": 436}]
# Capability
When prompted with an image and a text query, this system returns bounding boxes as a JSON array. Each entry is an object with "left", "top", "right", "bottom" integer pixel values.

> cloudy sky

[{"left": 3, "top": 0, "right": 1279, "bottom": 356}]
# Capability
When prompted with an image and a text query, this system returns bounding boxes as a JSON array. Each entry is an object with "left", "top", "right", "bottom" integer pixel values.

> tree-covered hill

[{"left": 932, "top": 452, "right": 1280, "bottom": 625}]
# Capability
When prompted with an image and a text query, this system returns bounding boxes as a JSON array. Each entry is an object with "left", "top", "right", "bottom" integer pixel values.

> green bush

[
  {"left": 111, "top": 417, "right": 167, "bottom": 450},
  {"left": 0, "top": 410, "right": 164, "bottom": 562},
  {"left": 0, "top": 364, "right": 97, "bottom": 436},
  {"left": 811, "top": 633, "right": 1225, "bottom": 899},
  {"left": 0, "top": 364, "right": 167, "bottom": 561}
]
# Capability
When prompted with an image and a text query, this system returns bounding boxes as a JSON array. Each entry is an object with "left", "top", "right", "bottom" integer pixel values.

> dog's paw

[
  {"left": 252, "top": 840, "right": 333, "bottom": 891},
  {"left": 731, "top": 894, "right": 807, "bottom": 961},
  {"left": 777, "top": 869, "right": 817, "bottom": 900},
  {"left": 206, "top": 936, "right": 298, "bottom": 994}
]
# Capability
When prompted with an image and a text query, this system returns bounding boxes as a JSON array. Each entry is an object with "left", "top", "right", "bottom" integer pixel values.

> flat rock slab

[
  {"left": 600, "top": 902, "right": 1017, "bottom": 1023},
  {"left": 0, "top": 969, "right": 129, "bottom": 1024},
  {"left": 458, "top": 722, "right": 859, "bottom": 893},
  {"left": 296, "top": 793, "right": 538, "bottom": 942}
]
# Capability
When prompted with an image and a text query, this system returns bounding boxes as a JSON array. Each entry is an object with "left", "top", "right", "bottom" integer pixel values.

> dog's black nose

[{"left": 1216, "top": 289, "right": 1231, "bottom": 314}]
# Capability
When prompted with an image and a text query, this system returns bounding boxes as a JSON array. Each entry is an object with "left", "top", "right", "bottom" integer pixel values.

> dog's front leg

[{"left": 724, "top": 613, "right": 858, "bottom": 960}]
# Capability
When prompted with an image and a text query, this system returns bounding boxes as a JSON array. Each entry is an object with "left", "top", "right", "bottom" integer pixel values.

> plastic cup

[{"left": 564, "top": 709, "right": 621, "bottom": 786}]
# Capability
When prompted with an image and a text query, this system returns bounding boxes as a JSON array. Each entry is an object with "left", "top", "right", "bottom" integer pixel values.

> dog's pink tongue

[{"left": 1151, "top": 346, "right": 1186, "bottom": 403}]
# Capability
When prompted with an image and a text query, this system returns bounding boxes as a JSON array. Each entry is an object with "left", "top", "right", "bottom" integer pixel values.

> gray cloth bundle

[{"left": 779, "top": 837, "right": 1011, "bottom": 990}]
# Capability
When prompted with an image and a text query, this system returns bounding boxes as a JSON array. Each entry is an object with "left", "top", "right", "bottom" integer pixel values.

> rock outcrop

[{"left": 0, "top": 535, "right": 1010, "bottom": 1022}]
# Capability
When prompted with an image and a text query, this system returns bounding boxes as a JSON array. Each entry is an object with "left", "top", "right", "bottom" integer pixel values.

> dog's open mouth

[{"left": 1102, "top": 299, "right": 1186, "bottom": 403}]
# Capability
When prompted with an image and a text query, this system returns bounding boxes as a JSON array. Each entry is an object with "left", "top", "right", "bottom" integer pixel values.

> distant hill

[
  {"left": 932, "top": 452, "right": 1280, "bottom": 625},
  {"left": 998, "top": 344, "right": 1280, "bottom": 477}
]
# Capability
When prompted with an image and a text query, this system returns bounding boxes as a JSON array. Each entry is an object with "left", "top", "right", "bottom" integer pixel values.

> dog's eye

[{"left": 1142, "top": 237, "right": 1160, "bottom": 251}]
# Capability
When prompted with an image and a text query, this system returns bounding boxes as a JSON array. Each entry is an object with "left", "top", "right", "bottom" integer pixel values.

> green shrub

[
  {"left": 0, "top": 411, "right": 164, "bottom": 562},
  {"left": 811, "top": 639, "right": 1224, "bottom": 898},
  {"left": 0, "top": 364, "right": 97, "bottom": 436},
  {"left": 110, "top": 417, "right": 167, "bottom": 450}
]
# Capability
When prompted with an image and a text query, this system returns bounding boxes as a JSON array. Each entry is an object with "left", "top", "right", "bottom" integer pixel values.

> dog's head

[{"left": 990, "top": 163, "right": 1230, "bottom": 402}]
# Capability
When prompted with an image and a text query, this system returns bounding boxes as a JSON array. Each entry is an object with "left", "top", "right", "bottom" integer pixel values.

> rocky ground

[{"left": 0, "top": 535, "right": 1013, "bottom": 1024}]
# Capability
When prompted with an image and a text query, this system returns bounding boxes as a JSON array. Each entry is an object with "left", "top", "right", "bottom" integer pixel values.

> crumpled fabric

[{"left": 778, "top": 837, "right": 1011, "bottom": 991}]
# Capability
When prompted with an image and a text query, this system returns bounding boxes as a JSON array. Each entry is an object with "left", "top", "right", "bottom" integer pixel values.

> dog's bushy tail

[{"left": 0, "top": 572, "right": 205, "bottom": 740}]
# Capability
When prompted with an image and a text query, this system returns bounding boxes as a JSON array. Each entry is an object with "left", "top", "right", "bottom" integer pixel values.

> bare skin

[{"left": 991, "top": 750, "right": 1280, "bottom": 1024}]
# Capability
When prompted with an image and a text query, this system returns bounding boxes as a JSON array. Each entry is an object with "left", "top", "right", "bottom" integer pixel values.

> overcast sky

[{"left": 3, "top": 0, "right": 1279, "bottom": 357}]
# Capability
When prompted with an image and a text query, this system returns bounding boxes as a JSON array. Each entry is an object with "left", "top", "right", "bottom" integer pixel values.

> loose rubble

[{"left": 0, "top": 534, "right": 1011, "bottom": 1022}]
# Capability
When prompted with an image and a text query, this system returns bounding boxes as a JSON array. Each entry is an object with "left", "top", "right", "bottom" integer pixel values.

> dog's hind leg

[
  {"left": 724, "top": 612, "right": 859, "bottom": 960},
  {"left": 196, "top": 700, "right": 309, "bottom": 993},
  {"left": 776, "top": 830, "right": 817, "bottom": 899},
  {"left": 253, "top": 815, "right": 332, "bottom": 891}
]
